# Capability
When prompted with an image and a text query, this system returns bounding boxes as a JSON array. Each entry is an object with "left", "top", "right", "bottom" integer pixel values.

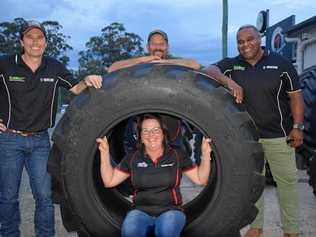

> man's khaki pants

[{"left": 251, "top": 137, "right": 300, "bottom": 234}]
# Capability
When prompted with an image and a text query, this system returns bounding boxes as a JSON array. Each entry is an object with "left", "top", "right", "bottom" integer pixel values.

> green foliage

[
  {"left": 78, "top": 22, "right": 144, "bottom": 78},
  {"left": 42, "top": 20, "right": 73, "bottom": 65},
  {"left": 0, "top": 18, "right": 24, "bottom": 55},
  {"left": 0, "top": 18, "right": 72, "bottom": 66}
]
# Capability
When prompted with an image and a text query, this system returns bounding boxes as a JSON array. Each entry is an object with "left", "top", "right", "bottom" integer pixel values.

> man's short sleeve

[
  {"left": 279, "top": 57, "right": 301, "bottom": 92},
  {"left": 116, "top": 152, "right": 136, "bottom": 174},
  {"left": 214, "top": 57, "right": 234, "bottom": 74},
  {"left": 56, "top": 62, "right": 78, "bottom": 90}
]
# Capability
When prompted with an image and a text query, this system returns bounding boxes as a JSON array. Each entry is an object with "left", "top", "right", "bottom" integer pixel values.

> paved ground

[
  {"left": 19, "top": 169, "right": 316, "bottom": 237},
  {"left": 239, "top": 172, "right": 316, "bottom": 237}
]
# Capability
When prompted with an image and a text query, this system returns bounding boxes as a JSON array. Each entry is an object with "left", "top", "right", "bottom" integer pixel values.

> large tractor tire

[
  {"left": 300, "top": 66, "right": 316, "bottom": 148},
  {"left": 299, "top": 66, "right": 316, "bottom": 195},
  {"left": 52, "top": 64, "right": 265, "bottom": 236}
]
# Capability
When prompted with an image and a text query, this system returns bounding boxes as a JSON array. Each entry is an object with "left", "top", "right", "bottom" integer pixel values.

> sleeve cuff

[
  {"left": 183, "top": 165, "right": 197, "bottom": 172},
  {"left": 287, "top": 89, "right": 302, "bottom": 94},
  {"left": 115, "top": 167, "right": 130, "bottom": 175}
]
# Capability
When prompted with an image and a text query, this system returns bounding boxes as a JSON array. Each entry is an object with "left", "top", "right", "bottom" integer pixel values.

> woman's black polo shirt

[
  {"left": 0, "top": 54, "right": 77, "bottom": 132},
  {"left": 116, "top": 147, "right": 196, "bottom": 216},
  {"left": 215, "top": 51, "right": 301, "bottom": 138}
]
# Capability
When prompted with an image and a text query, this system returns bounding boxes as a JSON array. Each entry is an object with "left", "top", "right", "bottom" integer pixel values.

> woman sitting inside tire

[{"left": 96, "top": 113, "right": 212, "bottom": 237}]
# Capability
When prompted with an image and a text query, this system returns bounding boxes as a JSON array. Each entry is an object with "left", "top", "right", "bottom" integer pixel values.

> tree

[
  {"left": 78, "top": 22, "right": 144, "bottom": 77},
  {"left": 0, "top": 18, "right": 72, "bottom": 65},
  {"left": 0, "top": 18, "right": 23, "bottom": 55},
  {"left": 42, "top": 20, "right": 73, "bottom": 65}
]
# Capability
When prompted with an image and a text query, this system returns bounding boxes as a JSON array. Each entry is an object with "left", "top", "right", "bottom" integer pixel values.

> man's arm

[
  {"left": 288, "top": 91, "right": 304, "bottom": 148},
  {"left": 157, "top": 59, "right": 201, "bottom": 70},
  {"left": 205, "top": 65, "right": 244, "bottom": 103},
  {"left": 280, "top": 56, "right": 304, "bottom": 147},
  {"left": 108, "top": 55, "right": 160, "bottom": 73},
  {"left": 69, "top": 75, "right": 102, "bottom": 95}
]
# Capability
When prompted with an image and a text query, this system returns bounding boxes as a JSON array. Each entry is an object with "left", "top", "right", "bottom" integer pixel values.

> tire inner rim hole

[{"left": 92, "top": 112, "right": 218, "bottom": 224}]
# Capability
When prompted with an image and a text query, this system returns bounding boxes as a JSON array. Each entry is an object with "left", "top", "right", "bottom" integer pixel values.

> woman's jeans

[
  {"left": 121, "top": 209, "right": 186, "bottom": 237},
  {"left": 0, "top": 130, "right": 54, "bottom": 237}
]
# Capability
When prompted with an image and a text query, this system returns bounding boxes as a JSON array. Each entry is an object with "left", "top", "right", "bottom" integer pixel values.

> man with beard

[
  {"left": 108, "top": 29, "right": 200, "bottom": 72},
  {"left": 205, "top": 25, "right": 303, "bottom": 237}
]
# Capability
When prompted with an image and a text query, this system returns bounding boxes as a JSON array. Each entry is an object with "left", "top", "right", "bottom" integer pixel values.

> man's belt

[{"left": 6, "top": 129, "right": 37, "bottom": 136}]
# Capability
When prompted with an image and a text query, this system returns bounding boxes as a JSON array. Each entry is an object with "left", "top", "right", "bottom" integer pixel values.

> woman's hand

[
  {"left": 201, "top": 137, "right": 212, "bottom": 159},
  {"left": 96, "top": 136, "right": 110, "bottom": 155},
  {"left": 97, "top": 136, "right": 129, "bottom": 187},
  {"left": 185, "top": 136, "right": 212, "bottom": 185},
  {"left": 0, "top": 118, "right": 7, "bottom": 133}
]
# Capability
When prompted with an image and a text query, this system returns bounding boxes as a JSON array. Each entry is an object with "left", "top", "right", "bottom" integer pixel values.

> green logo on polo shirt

[
  {"left": 233, "top": 65, "right": 245, "bottom": 71},
  {"left": 9, "top": 76, "right": 25, "bottom": 82}
]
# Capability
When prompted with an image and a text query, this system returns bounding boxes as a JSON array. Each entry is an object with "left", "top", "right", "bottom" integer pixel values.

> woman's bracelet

[{"left": 201, "top": 154, "right": 212, "bottom": 161}]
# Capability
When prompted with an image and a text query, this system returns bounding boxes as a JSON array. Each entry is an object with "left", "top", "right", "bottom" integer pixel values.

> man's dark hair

[{"left": 237, "top": 24, "right": 260, "bottom": 35}]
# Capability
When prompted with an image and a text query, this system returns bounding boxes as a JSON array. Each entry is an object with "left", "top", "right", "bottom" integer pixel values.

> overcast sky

[{"left": 1, "top": 0, "right": 315, "bottom": 68}]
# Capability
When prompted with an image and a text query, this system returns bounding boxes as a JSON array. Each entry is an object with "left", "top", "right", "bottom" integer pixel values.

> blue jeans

[
  {"left": 0, "top": 131, "right": 54, "bottom": 237},
  {"left": 121, "top": 209, "right": 186, "bottom": 237}
]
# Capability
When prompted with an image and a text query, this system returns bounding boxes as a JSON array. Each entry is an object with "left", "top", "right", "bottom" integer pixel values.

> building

[{"left": 286, "top": 16, "right": 316, "bottom": 74}]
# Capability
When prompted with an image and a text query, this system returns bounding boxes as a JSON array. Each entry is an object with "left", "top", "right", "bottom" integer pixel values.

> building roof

[{"left": 286, "top": 15, "right": 316, "bottom": 37}]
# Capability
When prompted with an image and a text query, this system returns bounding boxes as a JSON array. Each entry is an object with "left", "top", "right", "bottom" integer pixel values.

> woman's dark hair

[{"left": 136, "top": 113, "right": 169, "bottom": 151}]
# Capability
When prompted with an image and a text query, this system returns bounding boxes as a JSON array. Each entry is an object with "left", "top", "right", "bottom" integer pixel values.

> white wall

[{"left": 303, "top": 42, "right": 316, "bottom": 70}]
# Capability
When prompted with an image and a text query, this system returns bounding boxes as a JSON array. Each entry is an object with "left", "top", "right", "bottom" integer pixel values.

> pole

[{"left": 222, "top": 0, "right": 228, "bottom": 58}]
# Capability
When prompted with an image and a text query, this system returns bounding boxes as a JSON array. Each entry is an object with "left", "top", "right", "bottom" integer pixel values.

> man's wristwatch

[{"left": 293, "top": 123, "right": 304, "bottom": 131}]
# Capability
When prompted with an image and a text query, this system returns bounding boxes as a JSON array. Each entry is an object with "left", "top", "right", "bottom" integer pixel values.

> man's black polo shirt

[
  {"left": 0, "top": 54, "right": 77, "bottom": 132},
  {"left": 117, "top": 147, "right": 196, "bottom": 216},
  {"left": 216, "top": 51, "right": 301, "bottom": 138}
]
